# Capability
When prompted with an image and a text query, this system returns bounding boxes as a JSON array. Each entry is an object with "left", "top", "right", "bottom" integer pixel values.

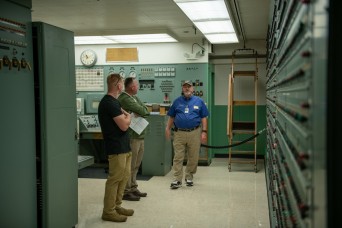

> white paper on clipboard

[{"left": 129, "top": 113, "right": 149, "bottom": 135}]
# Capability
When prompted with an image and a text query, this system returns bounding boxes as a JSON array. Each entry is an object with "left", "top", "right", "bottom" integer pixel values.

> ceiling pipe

[
  {"left": 209, "top": 53, "right": 267, "bottom": 60},
  {"left": 224, "top": 0, "right": 245, "bottom": 46},
  {"left": 232, "top": 0, "right": 246, "bottom": 48}
]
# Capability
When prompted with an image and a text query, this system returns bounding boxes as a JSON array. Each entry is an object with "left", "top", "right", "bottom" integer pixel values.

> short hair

[
  {"left": 124, "top": 77, "right": 135, "bottom": 88},
  {"left": 107, "top": 73, "right": 122, "bottom": 86}
]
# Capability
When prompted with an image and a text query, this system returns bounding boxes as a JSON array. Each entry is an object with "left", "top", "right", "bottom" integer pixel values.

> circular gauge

[
  {"left": 80, "top": 49, "right": 97, "bottom": 67},
  {"left": 119, "top": 71, "right": 126, "bottom": 78},
  {"left": 129, "top": 71, "right": 136, "bottom": 78}
]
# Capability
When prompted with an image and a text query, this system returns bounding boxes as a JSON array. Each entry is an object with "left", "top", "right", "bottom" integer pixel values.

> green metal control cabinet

[{"left": 142, "top": 115, "right": 172, "bottom": 176}]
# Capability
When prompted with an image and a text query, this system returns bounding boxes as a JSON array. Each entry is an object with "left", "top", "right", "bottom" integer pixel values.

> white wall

[
  {"left": 75, "top": 41, "right": 209, "bottom": 65},
  {"left": 210, "top": 40, "right": 267, "bottom": 105},
  {"left": 213, "top": 62, "right": 267, "bottom": 105}
]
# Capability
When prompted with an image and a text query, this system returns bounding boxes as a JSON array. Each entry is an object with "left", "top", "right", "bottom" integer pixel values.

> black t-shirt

[{"left": 98, "top": 95, "right": 131, "bottom": 155}]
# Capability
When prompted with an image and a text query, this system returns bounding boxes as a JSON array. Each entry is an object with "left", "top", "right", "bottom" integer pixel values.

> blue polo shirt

[{"left": 167, "top": 95, "right": 209, "bottom": 129}]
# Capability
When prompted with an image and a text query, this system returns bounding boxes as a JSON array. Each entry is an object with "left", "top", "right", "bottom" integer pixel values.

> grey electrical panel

[
  {"left": 33, "top": 22, "right": 78, "bottom": 228},
  {"left": 0, "top": 1, "right": 37, "bottom": 227},
  {"left": 266, "top": 0, "right": 327, "bottom": 227}
]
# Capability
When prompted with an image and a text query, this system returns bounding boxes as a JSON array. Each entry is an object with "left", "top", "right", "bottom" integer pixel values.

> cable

[
  {"left": 201, "top": 128, "right": 266, "bottom": 149},
  {"left": 192, "top": 43, "right": 205, "bottom": 54}
]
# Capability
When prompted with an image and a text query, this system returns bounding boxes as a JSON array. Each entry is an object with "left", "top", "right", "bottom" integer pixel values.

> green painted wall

[{"left": 209, "top": 105, "right": 266, "bottom": 156}]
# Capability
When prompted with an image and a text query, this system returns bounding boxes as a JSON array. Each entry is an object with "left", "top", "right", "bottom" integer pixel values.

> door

[{"left": 32, "top": 22, "right": 77, "bottom": 228}]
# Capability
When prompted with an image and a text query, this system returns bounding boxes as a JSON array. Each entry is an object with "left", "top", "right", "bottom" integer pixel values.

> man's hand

[
  {"left": 201, "top": 132, "right": 207, "bottom": 144},
  {"left": 165, "top": 128, "right": 171, "bottom": 140}
]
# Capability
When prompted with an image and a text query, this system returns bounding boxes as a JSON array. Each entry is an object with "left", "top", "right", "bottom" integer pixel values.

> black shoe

[
  {"left": 170, "top": 181, "right": 182, "bottom": 189},
  {"left": 133, "top": 189, "right": 147, "bottom": 197},
  {"left": 123, "top": 192, "right": 140, "bottom": 201}
]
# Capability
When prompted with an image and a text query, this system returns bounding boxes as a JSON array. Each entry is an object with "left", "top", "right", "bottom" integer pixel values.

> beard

[{"left": 183, "top": 90, "right": 192, "bottom": 98}]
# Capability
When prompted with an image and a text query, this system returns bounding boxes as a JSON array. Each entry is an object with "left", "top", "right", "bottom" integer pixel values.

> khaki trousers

[
  {"left": 172, "top": 127, "right": 201, "bottom": 182},
  {"left": 125, "top": 138, "right": 145, "bottom": 193},
  {"left": 103, "top": 152, "right": 131, "bottom": 214}
]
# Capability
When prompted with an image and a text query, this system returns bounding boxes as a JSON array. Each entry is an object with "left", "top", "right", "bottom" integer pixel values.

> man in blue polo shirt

[{"left": 165, "top": 80, "right": 209, "bottom": 189}]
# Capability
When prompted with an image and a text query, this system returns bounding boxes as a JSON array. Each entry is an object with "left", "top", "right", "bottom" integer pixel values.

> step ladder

[{"left": 227, "top": 48, "right": 258, "bottom": 172}]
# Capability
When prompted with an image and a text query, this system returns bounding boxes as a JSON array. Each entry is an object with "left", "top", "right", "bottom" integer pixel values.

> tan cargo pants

[{"left": 172, "top": 127, "right": 201, "bottom": 182}]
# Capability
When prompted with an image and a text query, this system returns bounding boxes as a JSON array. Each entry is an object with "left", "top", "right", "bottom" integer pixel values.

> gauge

[
  {"left": 119, "top": 71, "right": 126, "bottom": 78},
  {"left": 129, "top": 71, "right": 136, "bottom": 78}
]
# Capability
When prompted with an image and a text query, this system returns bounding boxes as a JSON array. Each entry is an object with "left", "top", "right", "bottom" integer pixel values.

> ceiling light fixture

[
  {"left": 75, "top": 36, "right": 118, "bottom": 45},
  {"left": 74, "top": 34, "right": 178, "bottom": 45},
  {"left": 173, "top": 0, "right": 238, "bottom": 44}
]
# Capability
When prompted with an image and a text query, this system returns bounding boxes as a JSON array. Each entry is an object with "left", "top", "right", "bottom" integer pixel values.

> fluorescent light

[
  {"left": 74, "top": 36, "right": 117, "bottom": 45},
  {"left": 75, "top": 34, "right": 177, "bottom": 45},
  {"left": 194, "top": 20, "right": 235, "bottom": 33},
  {"left": 175, "top": 1, "right": 229, "bottom": 21},
  {"left": 205, "top": 33, "right": 238, "bottom": 44},
  {"left": 174, "top": 0, "right": 238, "bottom": 44},
  {"left": 104, "top": 34, "right": 177, "bottom": 43}
]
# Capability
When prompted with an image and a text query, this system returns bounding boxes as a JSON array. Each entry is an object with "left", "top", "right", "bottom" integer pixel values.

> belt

[{"left": 174, "top": 125, "right": 200, "bottom": 132}]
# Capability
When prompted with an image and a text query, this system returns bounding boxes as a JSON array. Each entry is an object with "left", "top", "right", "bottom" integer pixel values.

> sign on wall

[{"left": 106, "top": 47, "right": 138, "bottom": 62}]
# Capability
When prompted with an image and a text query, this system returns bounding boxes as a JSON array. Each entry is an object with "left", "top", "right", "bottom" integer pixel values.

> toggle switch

[
  {"left": 12, "top": 57, "right": 20, "bottom": 70},
  {"left": 3, "top": 56, "right": 12, "bottom": 70},
  {"left": 26, "top": 61, "right": 32, "bottom": 71},
  {"left": 21, "top": 58, "right": 27, "bottom": 69}
]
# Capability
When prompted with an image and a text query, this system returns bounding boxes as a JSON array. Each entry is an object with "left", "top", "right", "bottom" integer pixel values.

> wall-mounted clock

[{"left": 80, "top": 49, "right": 97, "bottom": 67}]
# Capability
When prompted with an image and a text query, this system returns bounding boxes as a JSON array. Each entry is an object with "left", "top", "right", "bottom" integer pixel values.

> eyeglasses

[
  {"left": 114, "top": 78, "right": 122, "bottom": 86},
  {"left": 108, "top": 74, "right": 123, "bottom": 86}
]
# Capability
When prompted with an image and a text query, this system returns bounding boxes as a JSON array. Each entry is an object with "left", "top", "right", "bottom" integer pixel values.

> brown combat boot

[
  {"left": 101, "top": 211, "right": 127, "bottom": 222},
  {"left": 133, "top": 189, "right": 147, "bottom": 197},
  {"left": 116, "top": 207, "right": 134, "bottom": 216}
]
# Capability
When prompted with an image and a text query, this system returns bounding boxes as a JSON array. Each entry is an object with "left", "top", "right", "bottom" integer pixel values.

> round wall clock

[{"left": 80, "top": 49, "right": 97, "bottom": 67}]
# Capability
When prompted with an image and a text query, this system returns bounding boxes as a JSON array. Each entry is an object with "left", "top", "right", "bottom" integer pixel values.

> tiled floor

[{"left": 77, "top": 158, "right": 270, "bottom": 228}]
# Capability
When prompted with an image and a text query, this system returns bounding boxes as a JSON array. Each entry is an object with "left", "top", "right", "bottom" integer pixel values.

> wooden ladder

[{"left": 227, "top": 48, "right": 258, "bottom": 172}]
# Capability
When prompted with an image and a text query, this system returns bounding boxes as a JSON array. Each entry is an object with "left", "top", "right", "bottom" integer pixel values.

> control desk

[
  {"left": 78, "top": 115, "right": 103, "bottom": 139},
  {"left": 78, "top": 115, "right": 105, "bottom": 163},
  {"left": 76, "top": 115, "right": 100, "bottom": 168}
]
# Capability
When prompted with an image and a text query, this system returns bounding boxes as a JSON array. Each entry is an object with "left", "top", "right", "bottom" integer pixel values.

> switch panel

[{"left": 79, "top": 115, "right": 101, "bottom": 132}]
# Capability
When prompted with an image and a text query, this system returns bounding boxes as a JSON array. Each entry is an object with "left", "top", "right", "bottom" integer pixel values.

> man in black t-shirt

[{"left": 98, "top": 73, "right": 133, "bottom": 223}]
